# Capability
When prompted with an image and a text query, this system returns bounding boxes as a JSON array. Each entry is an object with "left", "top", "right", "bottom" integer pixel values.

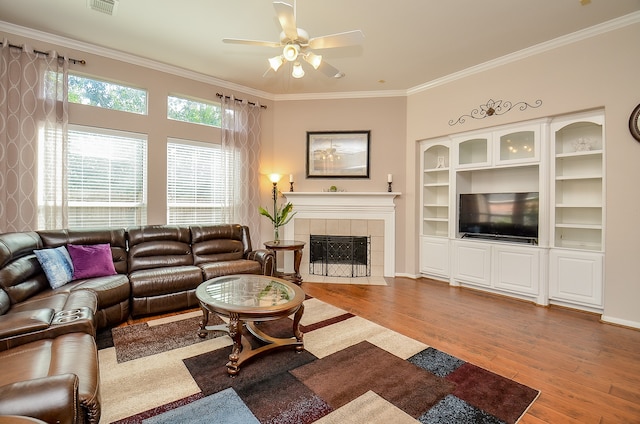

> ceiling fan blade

[
  {"left": 317, "top": 60, "right": 345, "bottom": 79},
  {"left": 308, "top": 30, "right": 364, "bottom": 50},
  {"left": 274, "top": 1, "right": 298, "bottom": 41},
  {"left": 222, "top": 38, "right": 282, "bottom": 48}
]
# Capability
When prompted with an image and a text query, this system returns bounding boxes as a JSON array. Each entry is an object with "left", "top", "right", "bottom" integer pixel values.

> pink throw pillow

[{"left": 67, "top": 243, "right": 117, "bottom": 280}]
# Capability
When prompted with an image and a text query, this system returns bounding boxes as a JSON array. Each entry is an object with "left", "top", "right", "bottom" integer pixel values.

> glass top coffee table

[{"left": 196, "top": 274, "right": 305, "bottom": 375}]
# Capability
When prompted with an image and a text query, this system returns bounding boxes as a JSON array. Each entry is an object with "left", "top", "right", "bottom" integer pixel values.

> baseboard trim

[
  {"left": 600, "top": 315, "right": 640, "bottom": 331},
  {"left": 394, "top": 272, "right": 419, "bottom": 279}
]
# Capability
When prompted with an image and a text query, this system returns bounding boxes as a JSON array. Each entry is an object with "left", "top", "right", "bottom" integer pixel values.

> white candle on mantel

[
  {"left": 387, "top": 173, "right": 393, "bottom": 183},
  {"left": 289, "top": 174, "right": 294, "bottom": 183}
]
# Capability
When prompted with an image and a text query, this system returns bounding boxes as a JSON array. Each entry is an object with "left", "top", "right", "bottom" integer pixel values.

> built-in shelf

[
  {"left": 419, "top": 111, "right": 605, "bottom": 312},
  {"left": 420, "top": 141, "right": 450, "bottom": 238}
]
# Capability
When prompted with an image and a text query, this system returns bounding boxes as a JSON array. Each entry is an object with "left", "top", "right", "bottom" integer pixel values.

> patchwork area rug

[{"left": 98, "top": 299, "right": 538, "bottom": 423}]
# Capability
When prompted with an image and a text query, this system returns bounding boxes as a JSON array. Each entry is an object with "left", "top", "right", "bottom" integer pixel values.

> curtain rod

[
  {"left": 216, "top": 93, "right": 267, "bottom": 109},
  {"left": 1, "top": 40, "right": 86, "bottom": 65}
]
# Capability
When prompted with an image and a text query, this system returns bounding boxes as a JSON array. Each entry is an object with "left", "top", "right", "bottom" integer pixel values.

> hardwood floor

[{"left": 301, "top": 277, "right": 640, "bottom": 423}]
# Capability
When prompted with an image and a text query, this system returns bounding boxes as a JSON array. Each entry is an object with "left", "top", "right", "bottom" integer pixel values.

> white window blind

[
  {"left": 167, "top": 139, "right": 225, "bottom": 225},
  {"left": 67, "top": 126, "right": 147, "bottom": 228}
]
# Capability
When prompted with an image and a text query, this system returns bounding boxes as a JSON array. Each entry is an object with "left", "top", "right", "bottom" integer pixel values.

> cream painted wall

[
  {"left": 264, "top": 98, "right": 407, "bottom": 261},
  {"left": 406, "top": 23, "right": 640, "bottom": 327}
]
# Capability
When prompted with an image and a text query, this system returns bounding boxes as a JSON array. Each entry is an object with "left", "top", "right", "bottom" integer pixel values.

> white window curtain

[
  {"left": 0, "top": 39, "right": 69, "bottom": 232},
  {"left": 220, "top": 95, "right": 263, "bottom": 246}
]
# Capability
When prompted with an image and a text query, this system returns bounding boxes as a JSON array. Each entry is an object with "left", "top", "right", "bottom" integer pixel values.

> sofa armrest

[
  {"left": 0, "top": 309, "right": 54, "bottom": 339},
  {"left": 0, "top": 374, "right": 79, "bottom": 424},
  {"left": 0, "top": 307, "right": 95, "bottom": 351},
  {"left": 246, "top": 249, "right": 275, "bottom": 276}
]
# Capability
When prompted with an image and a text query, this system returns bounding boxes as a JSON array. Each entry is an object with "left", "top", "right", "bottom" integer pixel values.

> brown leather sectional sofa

[{"left": 0, "top": 224, "right": 274, "bottom": 424}]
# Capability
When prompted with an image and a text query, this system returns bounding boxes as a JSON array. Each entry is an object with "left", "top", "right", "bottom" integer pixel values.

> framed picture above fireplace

[{"left": 306, "top": 130, "right": 370, "bottom": 178}]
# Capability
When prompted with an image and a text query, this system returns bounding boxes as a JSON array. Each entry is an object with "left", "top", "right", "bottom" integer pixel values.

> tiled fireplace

[{"left": 282, "top": 192, "right": 399, "bottom": 280}]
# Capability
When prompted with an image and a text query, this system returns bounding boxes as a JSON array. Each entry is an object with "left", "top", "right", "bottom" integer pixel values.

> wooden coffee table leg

[
  {"left": 292, "top": 304, "right": 304, "bottom": 351},
  {"left": 227, "top": 313, "right": 243, "bottom": 375},
  {"left": 197, "top": 305, "right": 210, "bottom": 338}
]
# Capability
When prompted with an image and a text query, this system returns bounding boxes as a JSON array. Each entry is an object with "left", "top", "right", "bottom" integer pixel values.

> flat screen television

[{"left": 459, "top": 192, "right": 539, "bottom": 240}]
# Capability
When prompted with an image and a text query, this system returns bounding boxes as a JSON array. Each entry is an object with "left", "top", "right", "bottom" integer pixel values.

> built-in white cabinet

[
  {"left": 549, "top": 249, "right": 603, "bottom": 310},
  {"left": 451, "top": 240, "right": 491, "bottom": 287},
  {"left": 419, "top": 111, "right": 605, "bottom": 312},
  {"left": 549, "top": 111, "right": 605, "bottom": 310},
  {"left": 419, "top": 139, "right": 452, "bottom": 281},
  {"left": 551, "top": 111, "right": 604, "bottom": 252},
  {"left": 492, "top": 243, "right": 540, "bottom": 298},
  {"left": 452, "top": 239, "right": 542, "bottom": 302},
  {"left": 420, "top": 237, "right": 450, "bottom": 278},
  {"left": 452, "top": 122, "right": 541, "bottom": 169}
]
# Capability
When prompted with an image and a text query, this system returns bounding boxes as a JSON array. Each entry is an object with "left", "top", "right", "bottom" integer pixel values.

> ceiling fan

[{"left": 222, "top": 1, "right": 364, "bottom": 79}]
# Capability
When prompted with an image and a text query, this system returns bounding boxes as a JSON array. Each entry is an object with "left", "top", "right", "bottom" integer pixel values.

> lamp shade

[
  {"left": 304, "top": 52, "right": 322, "bottom": 70},
  {"left": 282, "top": 44, "right": 299, "bottom": 62},
  {"left": 268, "top": 55, "right": 284, "bottom": 72},
  {"left": 292, "top": 62, "right": 305, "bottom": 78},
  {"left": 269, "top": 173, "right": 282, "bottom": 183}
]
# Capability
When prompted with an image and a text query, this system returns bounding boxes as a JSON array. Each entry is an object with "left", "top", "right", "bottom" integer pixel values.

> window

[
  {"left": 167, "top": 139, "right": 226, "bottom": 225},
  {"left": 167, "top": 95, "right": 221, "bottom": 127},
  {"left": 68, "top": 74, "right": 147, "bottom": 114},
  {"left": 66, "top": 126, "right": 147, "bottom": 228}
]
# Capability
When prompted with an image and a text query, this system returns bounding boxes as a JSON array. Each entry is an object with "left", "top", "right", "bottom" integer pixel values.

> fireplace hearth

[
  {"left": 282, "top": 192, "right": 399, "bottom": 278},
  {"left": 309, "top": 235, "right": 371, "bottom": 278}
]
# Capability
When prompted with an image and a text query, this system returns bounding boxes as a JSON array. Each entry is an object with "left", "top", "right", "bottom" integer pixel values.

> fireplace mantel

[{"left": 282, "top": 192, "right": 400, "bottom": 277}]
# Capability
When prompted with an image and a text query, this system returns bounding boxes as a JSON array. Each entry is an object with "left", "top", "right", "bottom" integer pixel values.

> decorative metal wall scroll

[{"left": 449, "top": 98, "right": 543, "bottom": 126}]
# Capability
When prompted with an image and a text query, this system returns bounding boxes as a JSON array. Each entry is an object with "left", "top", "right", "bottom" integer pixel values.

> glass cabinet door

[
  {"left": 494, "top": 125, "right": 540, "bottom": 165},
  {"left": 455, "top": 136, "right": 490, "bottom": 168}
]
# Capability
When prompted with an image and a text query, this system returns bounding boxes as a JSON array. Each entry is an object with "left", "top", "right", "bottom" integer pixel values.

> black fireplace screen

[{"left": 309, "top": 235, "right": 371, "bottom": 278}]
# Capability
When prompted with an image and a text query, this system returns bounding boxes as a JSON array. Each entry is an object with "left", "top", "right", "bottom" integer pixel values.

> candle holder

[
  {"left": 290, "top": 181, "right": 294, "bottom": 192},
  {"left": 387, "top": 182, "right": 392, "bottom": 192}
]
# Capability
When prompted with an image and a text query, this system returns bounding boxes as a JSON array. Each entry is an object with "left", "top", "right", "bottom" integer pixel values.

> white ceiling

[{"left": 1, "top": 0, "right": 639, "bottom": 98}]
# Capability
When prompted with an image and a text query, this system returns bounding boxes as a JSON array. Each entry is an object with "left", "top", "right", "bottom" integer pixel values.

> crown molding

[
  {"left": 272, "top": 89, "right": 406, "bottom": 101},
  {"left": 0, "top": 20, "right": 276, "bottom": 102},
  {"left": 406, "top": 11, "right": 640, "bottom": 96},
  {"left": 2, "top": 10, "right": 638, "bottom": 102}
]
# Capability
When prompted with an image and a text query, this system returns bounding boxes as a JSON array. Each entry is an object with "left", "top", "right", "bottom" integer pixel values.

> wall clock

[{"left": 630, "top": 103, "right": 640, "bottom": 142}]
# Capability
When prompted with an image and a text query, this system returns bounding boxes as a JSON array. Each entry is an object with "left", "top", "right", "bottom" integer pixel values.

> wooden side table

[{"left": 264, "top": 240, "right": 306, "bottom": 284}]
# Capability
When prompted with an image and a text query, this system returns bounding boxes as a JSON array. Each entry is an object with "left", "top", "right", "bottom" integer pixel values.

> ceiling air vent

[{"left": 87, "top": 0, "right": 119, "bottom": 15}]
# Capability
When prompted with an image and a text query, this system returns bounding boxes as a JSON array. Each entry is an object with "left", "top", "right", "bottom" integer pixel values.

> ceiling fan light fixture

[
  {"left": 292, "top": 62, "right": 305, "bottom": 78},
  {"left": 282, "top": 44, "right": 300, "bottom": 62},
  {"left": 304, "top": 52, "right": 322, "bottom": 70},
  {"left": 268, "top": 55, "right": 284, "bottom": 72}
]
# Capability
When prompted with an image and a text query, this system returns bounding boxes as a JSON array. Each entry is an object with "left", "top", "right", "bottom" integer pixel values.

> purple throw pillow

[{"left": 67, "top": 243, "right": 117, "bottom": 280}]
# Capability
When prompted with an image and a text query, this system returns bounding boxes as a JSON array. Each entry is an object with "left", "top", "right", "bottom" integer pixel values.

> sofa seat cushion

[
  {"left": 128, "top": 265, "right": 202, "bottom": 317},
  {"left": 67, "top": 274, "right": 130, "bottom": 310},
  {"left": 199, "top": 259, "right": 262, "bottom": 280},
  {"left": 0, "top": 333, "right": 100, "bottom": 424},
  {"left": 60, "top": 275, "right": 130, "bottom": 329},
  {"left": 129, "top": 265, "right": 202, "bottom": 298}
]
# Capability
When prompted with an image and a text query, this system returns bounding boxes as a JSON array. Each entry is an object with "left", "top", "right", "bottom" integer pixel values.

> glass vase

[{"left": 273, "top": 227, "right": 280, "bottom": 244}]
